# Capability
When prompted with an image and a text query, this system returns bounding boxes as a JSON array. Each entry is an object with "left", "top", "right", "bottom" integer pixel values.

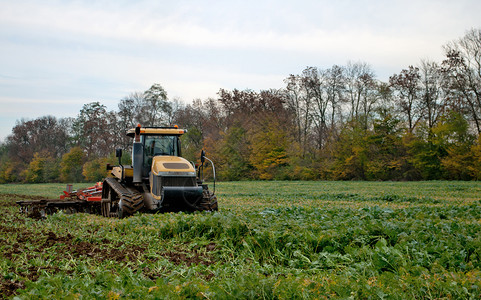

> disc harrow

[{"left": 16, "top": 182, "right": 103, "bottom": 219}]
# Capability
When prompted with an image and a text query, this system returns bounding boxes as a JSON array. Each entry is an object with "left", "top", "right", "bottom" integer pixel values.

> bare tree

[
  {"left": 118, "top": 92, "right": 144, "bottom": 128},
  {"left": 390, "top": 66, "right": 422, "bottom": 133},
  {"left": 324, "top": 65, "right": 345, "bottom": 131},
  {"left": 72, "top": 102, "right": 114, "bottom": 158},
  {"left": 442, "top": 28, "right": 481, "bottom": 134},
  {"left": 419, "top": 60, "right": 444, "bottom": 130},
  {"left": 344, "top": 61, "right": 377, "bottom": 129},
  {"left": 143, "top": 83, "right": 171, "bottom": 126},
  {"left": 299, "top": 67, "right": 328, "bottom": 149},
  {"left": 284, "top": 73, "right": 313, "bottom": 156},
  {"left": 166, "top": 97, "right": 184, "bottom": 126}
]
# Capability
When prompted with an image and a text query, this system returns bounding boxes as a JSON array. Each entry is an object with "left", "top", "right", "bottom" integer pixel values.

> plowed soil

[{"left": 0, "top": 194, "right": 218, "bottom": 298}]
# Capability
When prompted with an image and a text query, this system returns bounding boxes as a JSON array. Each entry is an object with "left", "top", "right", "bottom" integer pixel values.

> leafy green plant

[{"left": 1, "top": 181, "right": 481, "bottom": 299}]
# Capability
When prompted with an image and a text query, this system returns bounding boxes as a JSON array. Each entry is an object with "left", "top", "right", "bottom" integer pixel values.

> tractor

[
  {"left": 101, "top": 125, "right": 218, "bottom": 217},
  {"left": 17, "top": 125, "right": 218, "bottom": 218}
]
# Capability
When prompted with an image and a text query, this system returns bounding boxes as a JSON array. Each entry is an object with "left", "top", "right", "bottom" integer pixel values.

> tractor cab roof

[{"left": 126, "top": 126, "right": 186, "bottom": 137}]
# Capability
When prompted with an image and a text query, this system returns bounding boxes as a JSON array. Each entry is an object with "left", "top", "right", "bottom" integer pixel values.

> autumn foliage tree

[
  {"left": 249, "top": 116, "right": 290, "bottom": 180},
  {"left": 7, "top": 116, "right": 68, "bottom": 165},
  {"left": 60, "top": 147, "right": 85, "bottom": 183},
  {"left": 3, "top": 29, "right": 481, "bottom": 182},
  {"left": 23, "top": 152, "right": 59, "bottom": 183}
]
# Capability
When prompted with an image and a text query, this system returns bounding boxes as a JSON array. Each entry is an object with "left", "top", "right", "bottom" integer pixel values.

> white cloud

[
  {"left": 0, "top": 0, "right": 465, "bottom": 54},
  {"left": 1, "top": 0, "right": 481, "bottom": 141}
]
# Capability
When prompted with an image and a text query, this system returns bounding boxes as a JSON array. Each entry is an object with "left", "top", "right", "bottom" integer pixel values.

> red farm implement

[{"left": 16, "top": 182, "right": 103, "bottom": 218}]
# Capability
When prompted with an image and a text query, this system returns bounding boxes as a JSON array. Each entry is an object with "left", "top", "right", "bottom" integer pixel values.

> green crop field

[{"left": 1, "top": 181, "right": 481, "bottom": 299}]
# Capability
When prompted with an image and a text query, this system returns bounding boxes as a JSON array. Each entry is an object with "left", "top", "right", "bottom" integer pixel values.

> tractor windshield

[{"left": 143, "top": 135, "right": 179, "bottom": 168}]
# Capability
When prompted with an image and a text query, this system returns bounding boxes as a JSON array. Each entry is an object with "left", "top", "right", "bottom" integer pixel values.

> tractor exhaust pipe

[{"left": 133, "top": 124, "right": 143, "bottom": 183}]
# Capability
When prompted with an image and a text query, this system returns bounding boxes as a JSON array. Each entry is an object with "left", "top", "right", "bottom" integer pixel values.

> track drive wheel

[
  {"left": 101, "top": 199, "right": 110, "bottom": 217},
  {"left": 101, "top": 186, "right": 119, "bottom": 218}
]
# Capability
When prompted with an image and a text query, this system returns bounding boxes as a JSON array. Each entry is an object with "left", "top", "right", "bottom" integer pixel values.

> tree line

[{"left": 1, "top": 28, "right": 481, "bottom": 183}]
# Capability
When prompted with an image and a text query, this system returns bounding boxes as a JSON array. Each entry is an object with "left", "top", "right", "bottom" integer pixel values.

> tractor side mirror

[
  {"left": 201, "top": 150, "right": 206, "bottom": 164},
  {"left": 116, "top": 148, "right": 122, "bottom": 165}
]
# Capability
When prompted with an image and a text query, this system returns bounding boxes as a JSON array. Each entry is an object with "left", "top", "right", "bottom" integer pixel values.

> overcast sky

[{"left": 1, "top": 0, "right": 480, "bottom": 142}]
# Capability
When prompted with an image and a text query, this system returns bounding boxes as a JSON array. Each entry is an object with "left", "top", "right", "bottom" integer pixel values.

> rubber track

[
  {"left": 120, "top": 193, "right": 144, "bottom": 216},
  {"left": 104, "top": 177, "right": 130, "bottom": 196},
  {"left": 103, "top": 177, "right": 144, "bottom": 218},
  {"left": 200, "top": 190, "right": 218, "bottom": 211}
]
